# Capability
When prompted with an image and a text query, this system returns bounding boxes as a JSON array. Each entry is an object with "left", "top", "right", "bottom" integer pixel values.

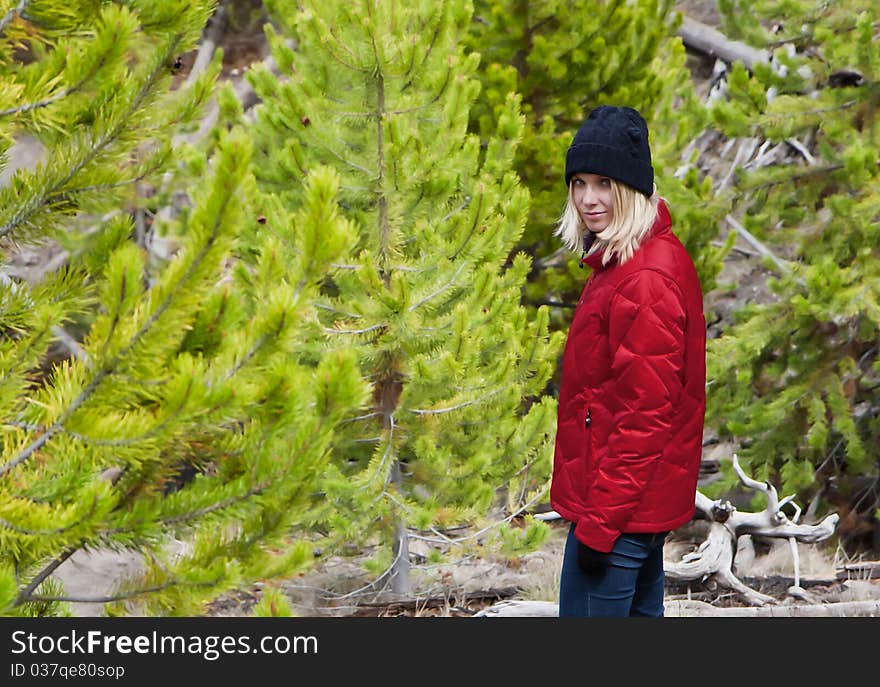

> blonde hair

[{"left": 555, "top": 179, "right": 660, "bottom": 266}]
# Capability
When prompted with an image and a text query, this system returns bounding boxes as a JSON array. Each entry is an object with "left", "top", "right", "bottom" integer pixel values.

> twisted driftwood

[
  {"left": 664, "top": 454, "right": 838, "bottom": 605},
  {"left": 495, "top": 455, "right": 842, "bottom": 615}
]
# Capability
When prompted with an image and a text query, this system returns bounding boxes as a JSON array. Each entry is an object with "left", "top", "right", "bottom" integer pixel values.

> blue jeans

[{"left": 559, "top": 523, "right": 668, "bottom": 617}]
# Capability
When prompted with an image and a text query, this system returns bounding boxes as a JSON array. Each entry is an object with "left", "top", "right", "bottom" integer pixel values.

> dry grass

[
  {"left": 508, "top": 527, "right": 566, "bottom": 602},
  {"left": 739, "top": 537, "right": 838, "bottom": 579}
]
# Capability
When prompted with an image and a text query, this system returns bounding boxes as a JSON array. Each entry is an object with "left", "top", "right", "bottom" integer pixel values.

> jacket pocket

[{"left": 580, "top": 405, "right": 596, "bottom": 488}]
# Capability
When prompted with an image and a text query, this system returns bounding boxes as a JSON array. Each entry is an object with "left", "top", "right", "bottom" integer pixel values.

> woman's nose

[{"left": 580, "top": 187, "right": 596, "bottom": 206}]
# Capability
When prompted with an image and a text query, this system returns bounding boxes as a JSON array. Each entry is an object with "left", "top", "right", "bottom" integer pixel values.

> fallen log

[
  {"left": 350, "top": 587, "right": 520, "bottom": 616},
  {"left": 676, "top": 15, "right": 769, "bottom": 70},
  {"left": 473, "top": 598, "right": 880, "bottom": 617},
  {"left": 668, "top": 599, "right": 880, "bottom": 617},
  {"left": 666, "top": 573, "right": 840, "bottom": 594},
  {"left": 835, "top": 561, "right": 880, "bottom": 581},
  {"left": 474, "top": 600, "right": 556, "bottom": 617}
]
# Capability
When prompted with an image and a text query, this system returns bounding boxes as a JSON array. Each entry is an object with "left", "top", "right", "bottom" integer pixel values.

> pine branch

[
  {"left": 324, "top": 148, "right": 373, "bottom": 176},
  {"left": 14, "top": 546, "right": 75, "bottom": 607},
  {"left": 742, "top": 164, "right": 846, "bottom": 194},
  {"left": 0, "top": 33, "right": 185, "bottom": 240},
  {"left": 441, "top": 197, "right": 472, "bottom": 224},
  {"left": 0, "top": 86, "right": 77, "bottom": 118},
  {"left": 222, "top": 333, "right": 269, "bottom": 381},
  {"left": 399, "top": 14, "right": 437, "bottom": 85},
  {"left": 315, "top": 302, "right": 364, "bottom": 319},
  {"left": 22, "top": 569, "right": 226, "bottom": 605},
  {"left": 408, "top": 261, "right": 468, "bottom": 311},
  {"left": 0, "top": 427, "right": 62, "bottom": 479},
  {"left": 99, "top": 476, "right": 273, "bottom": 537},
  {"left": 334, "top": 535, "right": 406, "bottom": 601},
  {"left": 409, "top": 387, "right": 505, "bottom": 415},
  {"left": 0, "top": 35, "right": 123, "bottom": 120},
  {"left": 532, "top": 245, "right": 572, "bottom": 271},
  {"left": 0, "top": 0, "right": 28, "bottom": 35},
  {"left": 24, "top": 583, "right": 173, "bottom": 605},
  {"left": 62, "top": 397, "right": 189, "bottom": 446},
  {"left": 331, "top": 65, "right": 453, "bottom": 118},
  {"left": 340, "top": 411, "right": 383, "bottom": 424},
  {"left": 528, "top": 299, "right": 577, "bottom": 309},
  {"left": 54, "top": 174, "right": 148, "bottom": 198},
  {"left": 0, "top": 498, "right": 96, "bottom": 535},
  {"left": 160, "top": 483, "right": 270, "bottom": 527},
  {"left": 0, "top": 273, "right": 87, "bottom": 367},
  {"left": 449, "top": 192, "right": 485, "bottom": 259},
  {"left": 319, "top": 23, "right": 369, "bottom": 74},
  {"left": 324, "top": 323, "right": 384, "bottom": 335},
  {"left": 327, "top": 261, "right": 362, "bottom": 270},
  {"left": 414, "top": 487, "right": 548, "bottom": 546},
  {"left": 0, "top": 146, "right": 238, "bottom": 478},
  {"left": 362, "top": 414, "right": 396, "bottom": 490}
]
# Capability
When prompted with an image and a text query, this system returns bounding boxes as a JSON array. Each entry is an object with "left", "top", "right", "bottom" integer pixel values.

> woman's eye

[{"left": 600, "top": 178, "right": 611, "bottom": 186}]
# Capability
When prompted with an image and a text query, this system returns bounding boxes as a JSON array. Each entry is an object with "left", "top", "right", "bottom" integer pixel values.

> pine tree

[
  {"left": 0, "top": 1, "right": 367, "bottom": 616},
  {"left": 464, "top": 0, "right": 727, "bottom": 336},
  {"left": 706, "top": 0, "right": 880, "bottom": 550},
  {"left": 248, "top": 0, "right": 563, "bottom": 594}
]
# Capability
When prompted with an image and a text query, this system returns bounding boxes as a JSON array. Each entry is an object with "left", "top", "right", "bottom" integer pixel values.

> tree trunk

[{"left": 389, "top": 460, "right": 410, "bottom": 596}]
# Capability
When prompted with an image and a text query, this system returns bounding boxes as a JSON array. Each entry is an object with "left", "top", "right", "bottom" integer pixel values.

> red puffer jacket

[{"left": 550, "top": 199, "right": 706, "bottom": 553}]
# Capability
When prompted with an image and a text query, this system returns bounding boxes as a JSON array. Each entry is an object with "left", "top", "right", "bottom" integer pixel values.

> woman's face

[{"left": 571, "top": 173, "right": 615, "bottom": 233}]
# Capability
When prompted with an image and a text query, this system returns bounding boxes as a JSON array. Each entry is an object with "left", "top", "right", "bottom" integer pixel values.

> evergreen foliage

[
  {"left": 0, "top": 1, "right": 366, "bottom": 616},
  {"left": 464, "top": 0, "right": 728, "bottom": 335},
  {"left": 249, "top": 0, "right": 563, "bottom": 593},
  {"left": 707, "top": 0, "right": 880, "bottom": 548}
]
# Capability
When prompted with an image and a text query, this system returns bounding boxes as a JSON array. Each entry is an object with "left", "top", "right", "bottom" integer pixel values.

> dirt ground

[
  {"left": 49, "top": 517, "right": 879, "bottom": 617},
  {"left": 217, "top": 520, "right": 879, "bottom": 617}
]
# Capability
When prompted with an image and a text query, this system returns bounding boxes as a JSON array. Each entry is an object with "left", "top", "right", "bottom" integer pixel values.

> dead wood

[
  {"left": 473, "top": 598, "right": 880, "bottom": 617},
  {"left": 666, "top": 599, "right": 880, "bottom": 617},
  {"left": 676, "top": 16, "right": 770, "bottom": 70},
  {"left": 836, "top": 561, "right": 880, "bottom": 581},
  {"left": 474, "top": 600, "right": 556, "bottom": 617},
  {"left": 533, "top": 457, "right": 839, "bottom": 607},
  {"left": 185, "top": 2, "right": 228, "bottom": 88},
  {"left": 665, "top": 454, "right": 839, "bottom": 606},
  {"left": 725, "top": 214, "right": 799, "bottom": 282},
  {"left": 667, "top": 573, "right": 840, "bottom": 594},
  {"left": 349, "top": 587, "right": 519, "bottom": 616}
]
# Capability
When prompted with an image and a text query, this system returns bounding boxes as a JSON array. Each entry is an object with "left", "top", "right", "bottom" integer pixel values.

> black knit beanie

[{"left": 564, "top": 105, "right": 654, "bottom": 197}]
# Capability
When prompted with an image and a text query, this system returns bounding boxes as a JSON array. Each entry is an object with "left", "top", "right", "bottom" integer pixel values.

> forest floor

[
  {"left": 52, "top": 516, "right": 879, "bottom": 617},
  {"left": 42, "top": 0, "right": 880, "bottom": 617},
  {"left": 199, "top": 519, "right": 880, "bottom": 617}
]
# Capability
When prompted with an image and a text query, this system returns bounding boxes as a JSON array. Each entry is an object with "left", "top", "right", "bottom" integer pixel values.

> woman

[{"left": 550, "top": 105, "right": 706, "bottom": 617}]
